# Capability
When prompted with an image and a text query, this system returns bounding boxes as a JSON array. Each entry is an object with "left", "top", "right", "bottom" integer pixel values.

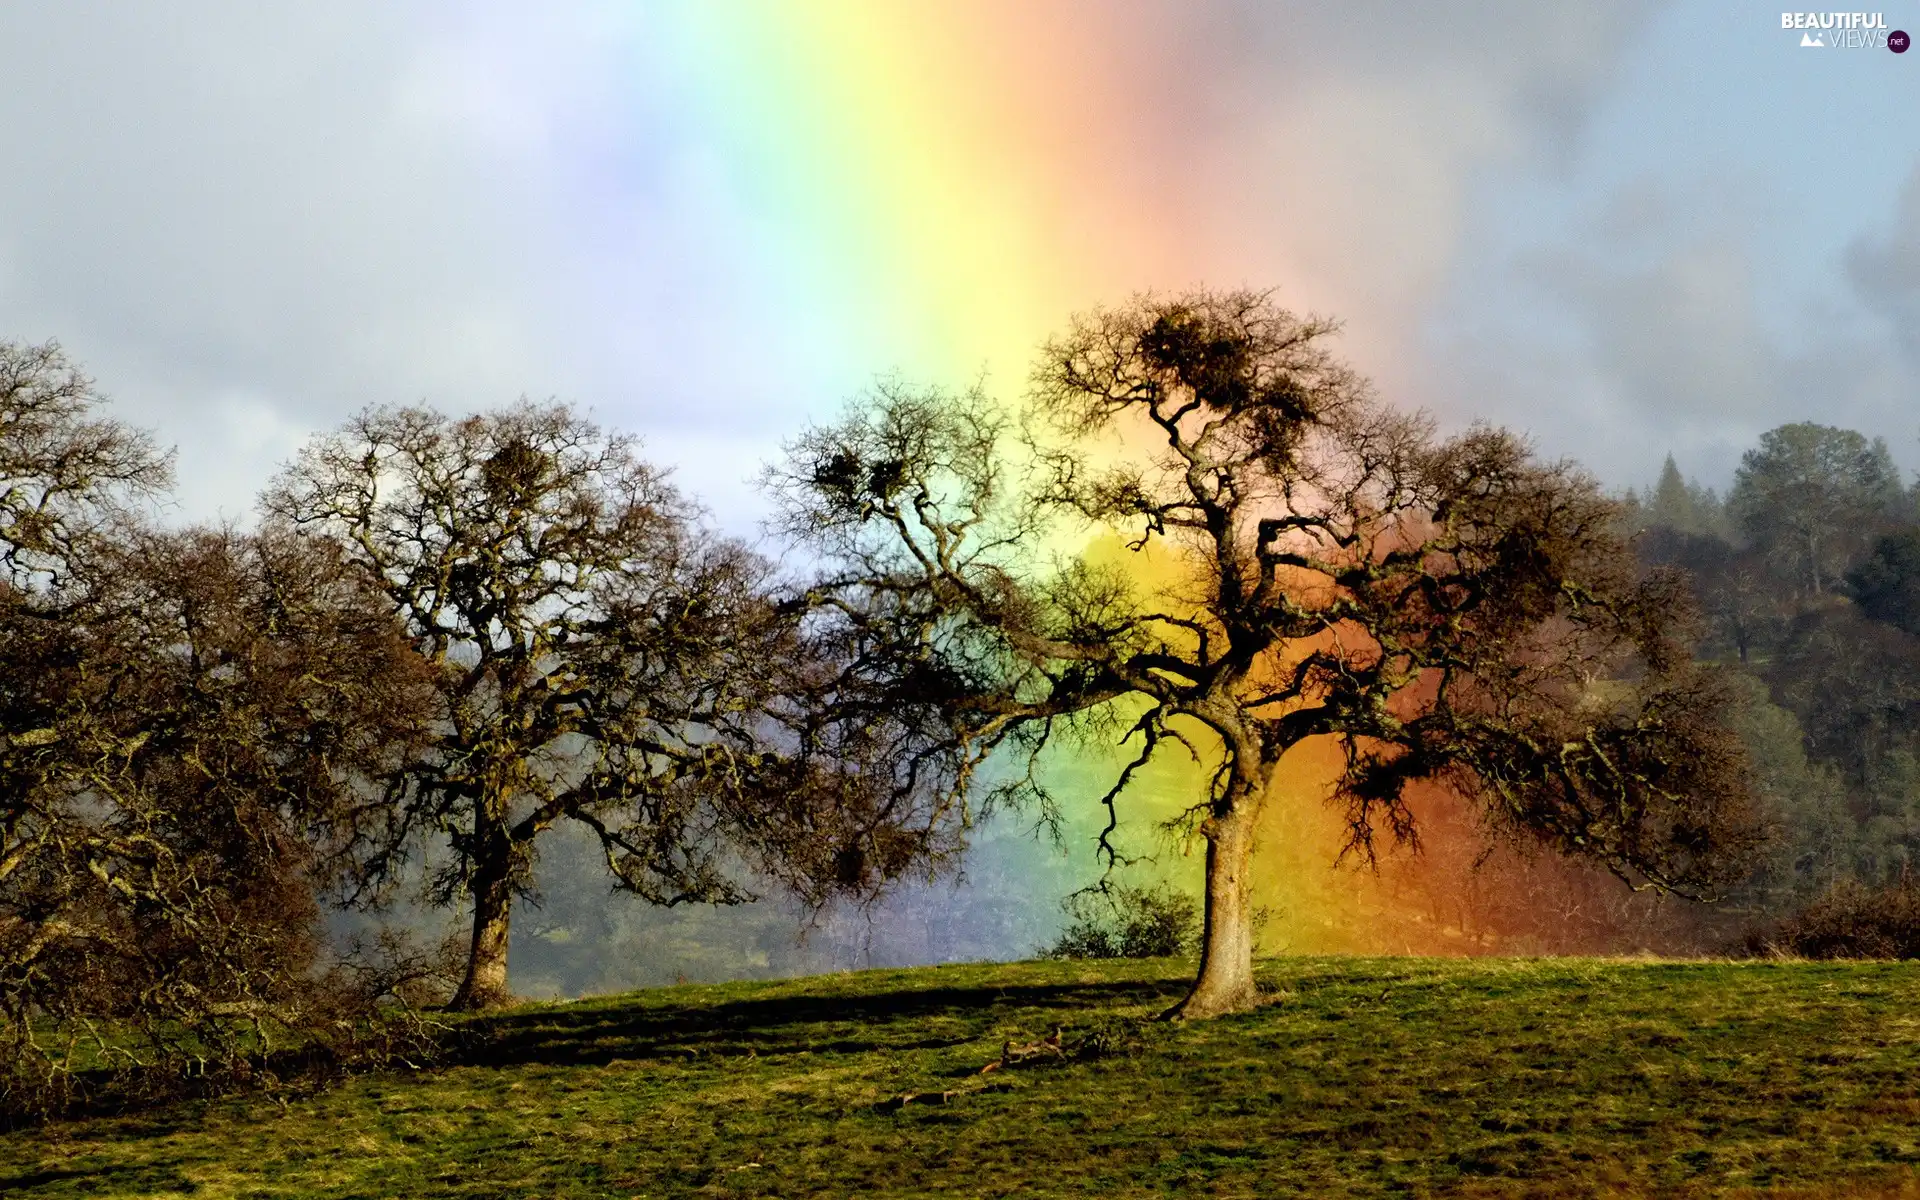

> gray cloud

[
  {"left": 1429, "top": 155, "right": 1920, "bottom": 493},
  {"left": 1154, "top": 3, "right": 1665, "bottom": 388},
  {"left": 0, "top": 1, "right": 1761, "bottom": 532},
  {"left": 1847, "top": 167, "right": 1920, "bottom": 364},
  {"left": 0, "top": 4, "right": 590, "bottom": 520},
  {"left": 0, "top": 4, "right": 915, "bottom": 528}
]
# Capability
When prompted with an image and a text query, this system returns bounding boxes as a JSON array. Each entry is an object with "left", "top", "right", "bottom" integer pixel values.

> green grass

[{"left": 10, "top": 956, "right": 1920, "bottom": 1197}]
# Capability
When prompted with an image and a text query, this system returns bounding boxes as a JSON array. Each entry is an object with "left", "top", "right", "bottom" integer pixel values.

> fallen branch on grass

[{"left": 979, "top": 1026, "right": 1065, "bottom": 1074}]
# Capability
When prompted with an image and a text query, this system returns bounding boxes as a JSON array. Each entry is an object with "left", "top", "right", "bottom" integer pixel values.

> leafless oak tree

[
  {"left": 268, "top": 403, "right": 899, "bottom": 1010},
  {"left": 0, "top": 342, "right": 433, "bottom": 1111},
  {"left": 771, "top": 292, "right": 1761, "bottom": 1019}
]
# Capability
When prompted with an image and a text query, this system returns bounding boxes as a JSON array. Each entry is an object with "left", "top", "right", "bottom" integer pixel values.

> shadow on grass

[
  {"left": 4, "top": 1038, "right": 398, "bottom": 1133},
  {"left": 462, "top": 978, "right": 1186, "bottom": 1069},
  {"left": 0, "top": 1162, "right": 199, "bottom": 1194}
]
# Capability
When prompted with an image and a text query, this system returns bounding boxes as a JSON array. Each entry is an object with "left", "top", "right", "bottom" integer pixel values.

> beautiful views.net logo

[{"left": 1781, "top": 12, "right": 1908, "bottom": 49}]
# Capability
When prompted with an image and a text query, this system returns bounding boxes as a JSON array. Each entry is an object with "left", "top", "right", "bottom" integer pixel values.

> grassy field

[{"left": 9, "top": 956, "right": 1920, "bottom": 1198}]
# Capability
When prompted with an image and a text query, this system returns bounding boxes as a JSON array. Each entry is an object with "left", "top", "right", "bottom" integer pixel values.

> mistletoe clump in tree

[{"left": 772, "top": 290, "right": 1762, "bottom": 1019}]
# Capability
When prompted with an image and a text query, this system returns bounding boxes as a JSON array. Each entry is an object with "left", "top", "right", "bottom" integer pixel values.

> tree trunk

[
  {"left": 450, "top": 849, "right": 515, "bottom": 1012},
  {"left": 1165, "top": 804, "right": 1259, "bottom": 1020}
]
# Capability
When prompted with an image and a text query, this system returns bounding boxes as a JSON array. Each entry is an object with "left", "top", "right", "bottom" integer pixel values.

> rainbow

[
  {"left": 657, "top": 5, "right": 1698, "bottom": 956},
  {"left": 664, "top": 4, "right": 1212, "bottom": 388}
]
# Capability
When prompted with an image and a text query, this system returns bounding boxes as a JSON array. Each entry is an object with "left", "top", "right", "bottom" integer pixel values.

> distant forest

[{"left": 1626, "top": 423, "right": 1920, "bottom": 917}]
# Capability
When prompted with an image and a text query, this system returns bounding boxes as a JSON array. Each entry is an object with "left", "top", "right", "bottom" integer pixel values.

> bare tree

[
  {"left": 0, "top": 341, "right": 436, "bottom": 1111},
  {"left": 267, "top": 402, "right": 891, "bottom": 1011},
  {"left": 0, "top": 340, "right": 170, "bottom": 589},
  {"left": 771, "top": 292, "right": 1761, "bottom": 1019}
]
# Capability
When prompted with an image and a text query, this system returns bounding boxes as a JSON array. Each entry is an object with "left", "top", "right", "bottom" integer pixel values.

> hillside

[{"left": 9, "top": 957, "right": 1920, "bottom": 1198}]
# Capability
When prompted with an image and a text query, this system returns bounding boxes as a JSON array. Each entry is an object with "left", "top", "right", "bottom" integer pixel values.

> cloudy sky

[{"left": 2, "top": 1, "right": 1916, "bottom": 529}]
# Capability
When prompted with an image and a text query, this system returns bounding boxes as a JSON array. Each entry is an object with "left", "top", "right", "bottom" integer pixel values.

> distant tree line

[{"left": 1626, "top": 426, "right": 1920, "bottom": 920}]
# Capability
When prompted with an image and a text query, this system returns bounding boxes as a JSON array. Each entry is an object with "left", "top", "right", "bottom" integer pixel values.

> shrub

[
  {"left": 0, "top": 927, "right": 461, "bottom": 1125},
  {"left": 1043, "top": 885, "right": 1198, "bottom": 960},
  {"left": 1755, "top": 875, "right": 1920, "bottom": 959}
]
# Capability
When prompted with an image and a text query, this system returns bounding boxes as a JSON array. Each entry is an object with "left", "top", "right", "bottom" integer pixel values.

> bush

[
  {"left": 0, "top": 927, "right": 461, "bottom": 1125},
  {"left": 1043, "top": 885, "right": 1198, "bottom": 960},
  {"left": 1754, "top": 875, "right": 1920, "bottom": 959}
]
